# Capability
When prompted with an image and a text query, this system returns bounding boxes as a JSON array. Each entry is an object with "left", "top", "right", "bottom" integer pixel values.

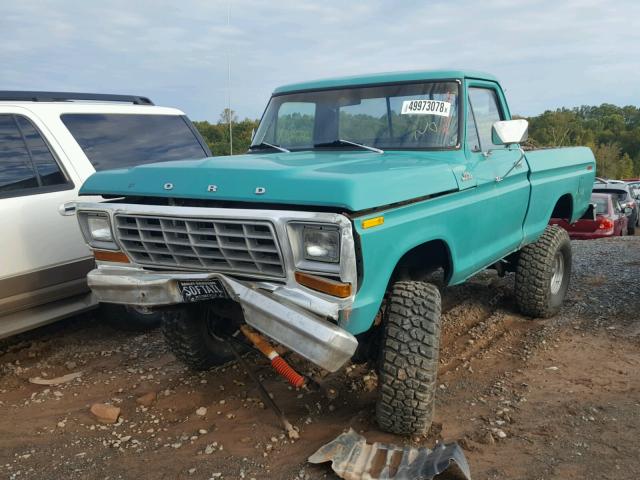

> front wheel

[
  {"left": 161, "top": 301, "right": 242, "bottom": 371},
  {"left": 375, "top": 280, "right": 441, "bottom": 435},
  {"left": 515, "top": 225, "right": 572, "bottom": 318}
]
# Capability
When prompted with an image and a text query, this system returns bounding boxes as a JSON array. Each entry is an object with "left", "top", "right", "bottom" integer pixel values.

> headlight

[
  {"left": 302, "top": 226, "right": 340, "bottom": 263},
  {"left": 78, "top": 211, "right": 118, "bottom": 250},
  {"left": 87, "top": 215, "right": 113, "bottom": 242}
]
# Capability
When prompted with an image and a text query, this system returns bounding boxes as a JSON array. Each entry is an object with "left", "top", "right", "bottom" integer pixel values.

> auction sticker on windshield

[{"left": 401, "top": 100, "right": 451, "bottom": 116}]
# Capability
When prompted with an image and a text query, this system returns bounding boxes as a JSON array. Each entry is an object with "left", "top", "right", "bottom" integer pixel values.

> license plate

[{"left": 178, "top": 279, "right": 228, "bottom": 303}]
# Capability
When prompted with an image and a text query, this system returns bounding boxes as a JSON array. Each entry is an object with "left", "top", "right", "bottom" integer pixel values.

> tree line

[
  {"left": 193, "top": 109, "right": 259, "bottom": 157},
  {"left": 194, "top": 104, "right": 640, "bottom": 179},
  {"left": 525, "top": 104, "right": 640, "bottom": 179}
]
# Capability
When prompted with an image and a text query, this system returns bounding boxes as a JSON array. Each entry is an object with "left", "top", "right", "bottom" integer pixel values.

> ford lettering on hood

[{"left": 80, "top": 150, "right": 460, "bottom": 212}]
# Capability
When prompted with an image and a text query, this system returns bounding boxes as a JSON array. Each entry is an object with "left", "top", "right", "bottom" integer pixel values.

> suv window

[
  {"left": 468, "top": 87, "right": 504, "bottom": 151},
  {"left": 61, "top": 114, "right": 209, "bottom": 171},
  {"left": 593, "top": 188, "right": 628, "bottom": 202},
  {"left": 0, "top": 115, "right": 70, "bottom": 197},
  {"left": 16, "top": 116, "right": 67, "bottom": 186}
]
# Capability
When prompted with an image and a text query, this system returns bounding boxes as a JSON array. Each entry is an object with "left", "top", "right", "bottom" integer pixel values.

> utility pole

[{"left": 227, "top": 2, "right": 233, "bottom": 155}]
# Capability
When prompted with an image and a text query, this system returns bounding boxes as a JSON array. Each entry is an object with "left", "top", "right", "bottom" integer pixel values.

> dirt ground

[{"left": 1, "top": 236, "right": 639, "bottom": 480}]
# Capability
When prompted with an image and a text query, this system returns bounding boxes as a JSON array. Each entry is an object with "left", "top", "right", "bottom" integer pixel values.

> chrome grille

[{"left": 114, "top": 214, "right": 285, "bottom": 277}]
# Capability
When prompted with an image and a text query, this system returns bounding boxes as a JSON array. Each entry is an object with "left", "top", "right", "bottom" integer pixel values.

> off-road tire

[
  {"left": 515, "top": 225, "right": 572, "bottom": 318},
  {"left": 161, "top": 303, "right": 238, "bottom": 371},
  {"left": 100, "top": 304, "right": 161, "bottom": 331},
  {"left": 375, "top": 281, "right": 441, "bottom": 435}
]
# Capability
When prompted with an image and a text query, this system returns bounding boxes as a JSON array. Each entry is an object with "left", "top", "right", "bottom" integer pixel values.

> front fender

[{"left": 341, "top": 196, "right": 459, "bottom": 335}]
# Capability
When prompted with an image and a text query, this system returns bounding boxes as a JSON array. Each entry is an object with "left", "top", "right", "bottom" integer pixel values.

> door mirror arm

[{"left": 495, "top": 147, "right": 526, "bottom": 183}]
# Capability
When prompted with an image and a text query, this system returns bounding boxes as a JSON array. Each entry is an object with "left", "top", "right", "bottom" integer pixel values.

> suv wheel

[
  {"left": 375, "top": 280, "right": 441, "bottom": 435},
  {"left": 161, "top": 302, "right": 241, "bottom": 371},
  {"left": 514, "top": 225, "right": 572, "bottom": 318},
  {"left": 100, "top": 304, "right": 161, "bottom": 331}
]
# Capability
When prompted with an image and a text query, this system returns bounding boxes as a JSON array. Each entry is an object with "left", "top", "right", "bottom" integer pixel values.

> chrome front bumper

[{"left": 88, "top": 267, "right": 358, "bottom": 372}]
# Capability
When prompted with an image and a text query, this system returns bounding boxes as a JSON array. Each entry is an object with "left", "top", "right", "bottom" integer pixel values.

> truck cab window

[
  {"left": 339, "top": 97, "right": 390, "bottom": 142},
  {"left": 466, "top": 99, "right": 481, "bottom": 152},
  {"left": 265, "top": 102, "right": 315, "bottom": 149},
  {"left": 468, "top": 87, "right": 504, "bottom": 152}
]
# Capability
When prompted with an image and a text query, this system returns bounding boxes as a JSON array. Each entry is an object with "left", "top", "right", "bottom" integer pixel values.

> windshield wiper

[
  {"left": 249, "top": 141, "right": 290, "bottom": 153},
  {"left": 314, "top": 139, "right": 384, "bottom": 154}
]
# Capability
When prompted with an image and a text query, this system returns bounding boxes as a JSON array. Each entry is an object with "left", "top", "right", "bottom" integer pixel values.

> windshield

[
  {"left": 61, "top": 114, "right": 209, "bottom": 171},
  {"left": 252, "top": 81, "right": 460, "bottom": 151}
]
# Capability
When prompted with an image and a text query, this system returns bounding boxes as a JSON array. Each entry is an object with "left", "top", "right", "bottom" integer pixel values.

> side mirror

[{"left": 491, "top": 119, "right": 528, "bottom": 146}]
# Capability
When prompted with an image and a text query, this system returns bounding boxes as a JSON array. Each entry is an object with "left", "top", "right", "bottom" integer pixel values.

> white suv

[{"left": 0, "top": 91, "right": 211, "bottom": 338}]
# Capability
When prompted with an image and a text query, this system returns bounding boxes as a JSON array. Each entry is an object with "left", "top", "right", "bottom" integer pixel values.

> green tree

[
  {"left": 527, "top": 103, "right": 640, "bottom": 178},
  {"left": 618, "top": 153, "right": 634, "bottom": 179},
  {"left": 193, "top": 110, "right": 259, "bottom": 157}
]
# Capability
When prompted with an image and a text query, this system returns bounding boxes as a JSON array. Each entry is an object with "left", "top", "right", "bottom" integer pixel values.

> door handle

[{"left": 58, "top": 201, "right": 77, "bottom": 216}]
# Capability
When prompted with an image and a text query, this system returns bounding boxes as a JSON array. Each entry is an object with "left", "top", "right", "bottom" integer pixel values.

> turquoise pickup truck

[{"left": 73, "top": 70, "right": 595, "bottom": 435}]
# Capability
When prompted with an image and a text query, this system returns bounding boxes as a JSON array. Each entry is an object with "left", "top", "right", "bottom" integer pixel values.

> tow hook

[{"left": 240, "top": 325, "right": 306, "bottom": 389}]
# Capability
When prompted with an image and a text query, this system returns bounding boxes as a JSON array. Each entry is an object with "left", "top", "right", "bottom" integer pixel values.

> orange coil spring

[{"left": 271, "top": 356, "right": 305, "bottom": 388}]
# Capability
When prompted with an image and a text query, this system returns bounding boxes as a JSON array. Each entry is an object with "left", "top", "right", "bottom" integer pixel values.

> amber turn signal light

[
  {"left": 295, "top": 271, "right": 351, "bottom": 298},
  {"left": 362, "top": 216, "right": 384, "bottom": 229},
  {"left": 93, "top": 250, "right": 130, "bottom": 263}
]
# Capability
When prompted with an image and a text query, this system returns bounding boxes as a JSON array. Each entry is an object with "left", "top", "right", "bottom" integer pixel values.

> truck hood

[{"left": 80, "top": 151, "right": 460, "bottom": 212}]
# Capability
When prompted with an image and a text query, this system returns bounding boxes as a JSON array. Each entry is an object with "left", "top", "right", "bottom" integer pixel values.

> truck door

[{"left": 464, "top": 81, "right": 530, "bottom": 262}]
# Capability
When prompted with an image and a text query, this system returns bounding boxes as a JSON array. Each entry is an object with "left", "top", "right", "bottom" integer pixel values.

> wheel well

[
  {"left": 352, "top": 239, "right": 453, "bottom": 365},
  {"left": 390, "top": 239, "right": 453, "bottom": 286},
  {"left": 551, "top": 194, "right": 573, "bottom": 221}
]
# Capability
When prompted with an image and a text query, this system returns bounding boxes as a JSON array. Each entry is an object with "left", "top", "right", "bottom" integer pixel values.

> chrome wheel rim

[{"left": 550, "top": 251, "right": 564, "bottom": 295}]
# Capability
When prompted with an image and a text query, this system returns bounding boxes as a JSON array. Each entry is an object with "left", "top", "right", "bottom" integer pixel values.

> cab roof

[{"left": 273, "top": 69, "right": 499, "bottom": 95}]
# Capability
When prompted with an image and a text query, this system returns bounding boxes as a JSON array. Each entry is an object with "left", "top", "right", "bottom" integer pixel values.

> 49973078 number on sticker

[{"left": 400, "top": 99, "right": 451, "bottom": 116}]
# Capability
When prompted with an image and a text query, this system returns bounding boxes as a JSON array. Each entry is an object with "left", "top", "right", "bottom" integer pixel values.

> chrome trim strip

[
  {"left": 0, "top": 257, "right": 94, "bottom": 300},
  {"left": 0, "top": 278, "right": 90, "bottom": 317}
]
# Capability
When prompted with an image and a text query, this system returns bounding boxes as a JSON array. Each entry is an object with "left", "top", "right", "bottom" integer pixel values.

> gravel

[{"left": 566, "top": 236, "right": 640, "bottom": 320}]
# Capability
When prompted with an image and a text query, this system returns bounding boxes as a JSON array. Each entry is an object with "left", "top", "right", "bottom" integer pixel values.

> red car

[{"left": 551, "top": 193, "right": 628, "bottom": 239}]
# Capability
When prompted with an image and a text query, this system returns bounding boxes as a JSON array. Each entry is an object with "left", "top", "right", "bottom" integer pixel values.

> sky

[{"left": 1, "top": 0, "right": 638, "bottom": 121}]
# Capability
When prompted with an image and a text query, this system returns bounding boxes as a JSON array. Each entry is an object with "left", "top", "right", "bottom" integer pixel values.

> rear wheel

[
  {"left": 375, "top": 280, "right": 441, "bottom": 435},
  {"left": 515, "top": 225, "right": 572, "bottom": 318},
  {"left": 161, "top": 301, "right": 243, "bottom": 371},
  {"left": 100, "top": 304, "right": 161, "bottom": 331}
]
